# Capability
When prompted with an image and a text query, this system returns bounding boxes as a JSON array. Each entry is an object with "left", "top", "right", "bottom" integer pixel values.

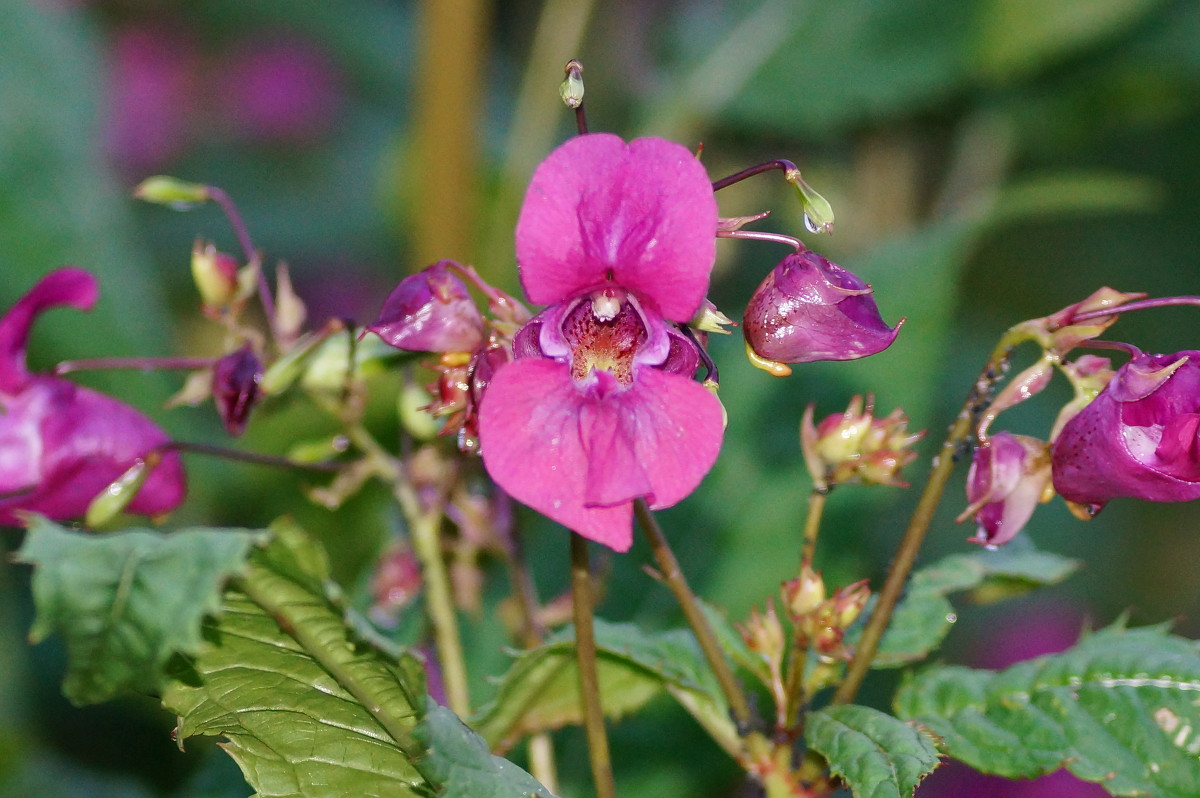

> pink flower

[
  {"left": 366, "top": 260, "right": 485, "bottom": 354},
  {"left": 960, "top": 432, "right": 1051, "bottom": 547},
  {"left": 478, "top": 134, "right": 725, "bottom": 551},
  {"left": 1052, "top": 351, "right": 1200, "bottom": 510},
  {"left": 0, "top": 269, "right": 186, "bottom": 526},
  {"left": 743, "top": 250, "right": 900, "bottom": 365}
]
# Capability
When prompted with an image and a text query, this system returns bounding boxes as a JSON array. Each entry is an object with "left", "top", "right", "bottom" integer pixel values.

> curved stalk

[{"left": 831, "top": 340, "right": 1016, "bottom": 705}]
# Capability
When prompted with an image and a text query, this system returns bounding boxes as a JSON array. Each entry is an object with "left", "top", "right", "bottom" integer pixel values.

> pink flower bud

[
  {"left": 743, "top": 251, "right": 901, "bottom": 365},
  {"left": 366, "top": 261, "right": 485, "bottom": 354},
  {"left": 1052, "top": 351, "right": 1200, "bottom": 511},
  {"left": 213, "top": 344, "right": 263, "bottom": 437},
  {"left": 960, "top": 432, "right": 1051, "bottom": 547}
]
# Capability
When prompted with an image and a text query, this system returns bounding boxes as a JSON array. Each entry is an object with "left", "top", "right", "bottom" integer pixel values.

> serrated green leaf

[
  {"left": 863, "top": 544, "right": 1079, "bottom": 668},
  {"left": 415, "top": 701, "right": 555, "bottom": 798},
  {"left": 15, "top": 516, "right": 258, "bottom": 704},
  {"left": 473, "top": 620, "right": 738, "bottom": 757},
  {"left": 895, "top": 625, "right": 1200, "bottom": 797},
  {"left": 807, "top": 705, "right": 940, "bottom": 798}
]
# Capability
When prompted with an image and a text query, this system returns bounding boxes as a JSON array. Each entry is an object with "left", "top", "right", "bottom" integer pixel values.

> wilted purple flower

[
  {"left": 0, "top": 269, "right": 185, "bottom": 525},
  {"left": 1052, "top": 351, "right": 1200, "bottom": 510},
  {"left": 743, "top": 250, "right": 901, "bottom": 367},
  {"left": 366, "top": 260, "right": 485, "bottom": 354},
  {"left": 960, "top": 432, "right": 1051, "bottom": 547},
  {"left": 213, "top": 344, "right": 263, "bottom": 437}
]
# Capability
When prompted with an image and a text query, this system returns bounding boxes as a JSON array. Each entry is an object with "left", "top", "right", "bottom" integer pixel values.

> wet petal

[
  {"left": 515, "top": 134, "right": 717, "bottom": 322},
  {"left": 479, "top": 358, "right": 723, "bottom": 551}
]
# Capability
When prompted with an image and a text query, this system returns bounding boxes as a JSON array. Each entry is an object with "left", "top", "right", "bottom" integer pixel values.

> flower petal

[
  {"left": 0, "top": 378, "right": 185, "bottom": 525},
  {"left": 0, "top": 268, "right": 98, "bottom": 393},
  {"left": 479, "top": 358, "right": 724, "bottom": 551},
  {"left": 515, "top": 134, "right": 717, "bottom": 322}
]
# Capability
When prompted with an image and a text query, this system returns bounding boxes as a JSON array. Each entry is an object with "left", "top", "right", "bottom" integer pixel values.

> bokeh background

[{"left": 1, "top": 1, "right": 1199, "bottom": 796}]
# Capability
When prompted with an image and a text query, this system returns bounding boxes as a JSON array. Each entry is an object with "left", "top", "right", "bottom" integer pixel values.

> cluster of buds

[
  {"left": 801, "top": 395, "right": 925, "bottom": 492},
  {"left": 737, "top": 567, "right": 871, "bottom": 729},
  {"left": 782, "top": 567, "right": 870, "bottom": 662},
  {"left": 962, "top": 287, "right": 1200, "bottom": 546},
  {"left": 364, "top": 259, "right": 529, "bottom": 454}
]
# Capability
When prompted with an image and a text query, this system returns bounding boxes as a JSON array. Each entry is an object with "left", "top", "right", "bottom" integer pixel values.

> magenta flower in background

[
  {"left": 743, "top": 250, "right": 901, "bottom": 365},
  {"left": 478, "top": 134, "right": 725, "bottom": 551},
  {"left": 1052, "top": 351, "right": 1200, "bottom": 510},
  {"left": 217, "top": 36, "right": 342, "bottom": 144},
  {"left": 0, "top": 269, "right": 186, "bottom": 526},
  {"left": 961, "top": 432, "right": 1051, "bottom": 547}
]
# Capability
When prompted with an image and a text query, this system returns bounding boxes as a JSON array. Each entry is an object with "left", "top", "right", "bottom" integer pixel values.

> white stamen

[{"left": 591, "top": 290, "right": 622, "bottom": 321}]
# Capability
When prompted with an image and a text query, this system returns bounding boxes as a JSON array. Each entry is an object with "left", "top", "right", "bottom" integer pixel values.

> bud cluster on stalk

[
  {"left": 737, "top": 566, "right": 872, "bottom": 728},
  {"left": 801, "top": 395, "right": 925, "bottom": 492}
]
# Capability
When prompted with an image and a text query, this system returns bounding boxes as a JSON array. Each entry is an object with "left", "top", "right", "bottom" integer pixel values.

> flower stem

[
  {"left": 54, "top": 356, "right": 215, "bottom": 375},
  {"left": 164, "top": 440, "right": 344, "bottom": 473},
  {"left": 1067, "top": 295, "right": 1200, "bottom": 325},
  {"left": 716, "top": 229, "right": 804, "bottom": 251},
  {"left": 570, "top": 532, "right": 615, "bottom": 798},
  {"left": 205, "top": 184, "right": 276, "bottom": 332},
  {"left": 712, "top": 159, "right": 799, "bottom": 192},
  {"left": 831, "top": 342, "right": 1015, "bottom": 705},
  {"left": 799, "top": 488, "right": 827, "bottom": 569},
  {"left": 337, "top": 418, "right": 473, "bottom": 719},
  {"left": 633, "top": 498, "right": 753, "bottom": 729},
  {"left": 781, "top": 488, "right": 828, "bottom": 729}
]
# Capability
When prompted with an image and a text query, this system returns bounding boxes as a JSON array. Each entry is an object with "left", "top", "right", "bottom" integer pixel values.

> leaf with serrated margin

[
  {"left": 163, "top": 520, "right": 554, "bottom": 798},
  {"left": 807, "top": 704, "right": 940, "bottom": 798},
  {"left": 416, "top": 700, "right": 556, "bottom": 798},
  {"left": 473, "top": 619, "right": 738, "bottom": 758},
  {"left": 864, "top": 543, "right": 1078, "bottom": 668},
  {"left": 895, "top": 625, "right": 1200, "bottom": 797},
  {"left": 16, "top": 515, "right": 258, "bottom": 704}
]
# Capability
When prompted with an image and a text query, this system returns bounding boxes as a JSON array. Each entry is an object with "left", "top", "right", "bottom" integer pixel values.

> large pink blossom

[
  {"left": 478, "top": 134, "right": 725, "bottom": 551},
  {"left": 0, "top": 269, "right": 185, "bottom": 526}
]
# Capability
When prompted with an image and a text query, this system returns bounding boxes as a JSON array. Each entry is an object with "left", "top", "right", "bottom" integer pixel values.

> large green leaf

[
  {"left": 806, "top": 704, "right": 940, "bottom": 798},
  {"left": 895, "top": 625, "right": 1200, "bottom": 796},
  {"left": 473, "top": 620, "right": 739, "bottom": 758},
  {"left": 15, "top": 516, "right": 258, "bottom": 704},
  {"left": 163, "top": 521, "right": 554, "bottom": 798},
  {"left": 19, "top": 517, "right": 552, "bottom": 798},
  {"left": 860, "top": 542, "right": 1078, "bottom": 668}
]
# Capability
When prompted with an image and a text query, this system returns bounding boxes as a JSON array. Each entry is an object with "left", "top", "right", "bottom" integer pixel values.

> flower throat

[{"left": 563, "top": 288, "right": 647, "bottom": 385}]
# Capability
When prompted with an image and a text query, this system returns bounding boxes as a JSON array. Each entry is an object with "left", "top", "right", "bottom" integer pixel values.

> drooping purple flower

[
  {"left": 743, "top": 250, "right": 901, "bottom": 365},
  {"left": 478, "top": 134, "right": 725, "bottom": 552},
  {"left": 960, "top": 432, "right": 1051, "bottom": 547},
  {"left": 0, "top": 269, "right": 186, "bottom": 526},
  {"left": 1052, "top": 351, "right": 1200, "bottom": 510},
  {"left": 366, "top": 260, "right": 485, "bottom": 354},
  {"left": 212, "top": 344, "right": 263, "bottom": 437}
]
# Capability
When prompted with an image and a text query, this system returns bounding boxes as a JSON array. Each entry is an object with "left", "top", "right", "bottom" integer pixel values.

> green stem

[
  {"left": 831, "top": 341, "right": 1015, "bottom": 706},
  {"left": 782, "top": 488, "right": 828, "bottom": 730},
  {"left": 339, "top": 420, "right": 472, "bottom": 718},
  {"left": 570, "top": 533, "right": 615, "bottom": 798},
  {"left": 634, "top": 499, "right": 753, "bottom": 729},
  {"left": 799, "top": 488, "right": 827, "bottom": 569}
]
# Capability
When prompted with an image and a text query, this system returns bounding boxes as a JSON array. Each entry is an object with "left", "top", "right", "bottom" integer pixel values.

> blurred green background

[{"left": 1, "top": 0, "right": 1198, "bottom": 796}]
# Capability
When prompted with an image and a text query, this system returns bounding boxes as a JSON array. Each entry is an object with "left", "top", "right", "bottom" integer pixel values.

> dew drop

[
  {"left": 945, "top": 613, "right": 957, "bottom": 624},
  {"left": 803, "top": 213, "right": 821, "bottom": 234}
]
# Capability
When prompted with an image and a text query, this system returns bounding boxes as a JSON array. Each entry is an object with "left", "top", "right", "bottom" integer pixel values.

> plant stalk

[
  {"left": 633, "top": 499, "right": 753, "bottom": 729},
  {"left": 831, "top": 342, "right": 1014, "bottom": 705},
  {"left": 570, "top": 532, "right": 615, "bottom": 798}
]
